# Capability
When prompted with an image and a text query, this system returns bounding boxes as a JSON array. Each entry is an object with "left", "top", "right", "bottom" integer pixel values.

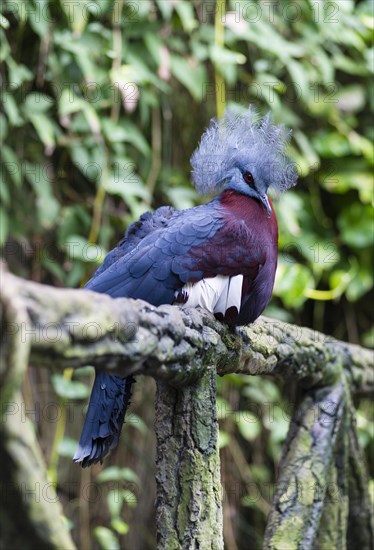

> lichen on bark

[
  {"left": 1, "top": 267, "right": 373, "bottom": 549},
  {"left": 0, "top": 271, "right": 76, "bottom": 550},
  {"left": 155, "top": 368, "right": 223, "bottom": 550}
]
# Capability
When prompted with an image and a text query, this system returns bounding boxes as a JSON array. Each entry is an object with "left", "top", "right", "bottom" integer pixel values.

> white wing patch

[{"left": 176, "top": 275, "right": 243, "bottom": 316}]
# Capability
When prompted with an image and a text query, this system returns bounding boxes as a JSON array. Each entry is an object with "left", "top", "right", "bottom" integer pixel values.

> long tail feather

[{"left": 73, "top": 372, "right": 134, "bottom": 468}]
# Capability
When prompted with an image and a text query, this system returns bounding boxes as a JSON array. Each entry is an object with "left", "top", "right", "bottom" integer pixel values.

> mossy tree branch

[
  {"left": 264, "top": 383, "right": 346, "bottom": 549},
  {"left": 0, "top": 272, "right": 75, "bottom": 550},
  {"left": 1, "top": 268, "right": 373, "bottom": 549},
  {"left": 264, "top": 380, "right": 373, "bottom": 550},
  {"left": 1, "top": 270, "right": 373, "bottom": 392}
]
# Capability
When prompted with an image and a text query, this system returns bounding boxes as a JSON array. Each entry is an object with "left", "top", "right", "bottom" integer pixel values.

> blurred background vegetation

[{"left": 1, "top": 0, "right": 373, "bottom": 548}]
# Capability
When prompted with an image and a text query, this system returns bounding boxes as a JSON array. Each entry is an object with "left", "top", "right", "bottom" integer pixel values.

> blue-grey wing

[
  {"left": 85, "top": 202, "right": 224, "bottom": 306},
  {"left": 89, "top": 205, "right": 176, "bottom": 281}
]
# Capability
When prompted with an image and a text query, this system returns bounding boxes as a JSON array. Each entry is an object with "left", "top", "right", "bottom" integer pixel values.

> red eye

[{"left": 243, "top": 171, "right": 255, "bottom": 187}]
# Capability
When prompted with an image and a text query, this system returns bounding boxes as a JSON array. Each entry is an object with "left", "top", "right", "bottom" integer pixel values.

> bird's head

[{"left": 190, "top": 106, "right": 298, "bottom": 216}]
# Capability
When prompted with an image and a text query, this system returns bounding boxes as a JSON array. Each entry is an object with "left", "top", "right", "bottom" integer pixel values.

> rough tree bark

[
  {"left": 264, "top": 383, "right": 347, "bottom": 549},
  {"left": 0, "top": 271, "right": 75, "bottom": 550},
  {"left": 155, "top": 369, "right": 223, "bottom": 549},
  {"left": 1, "top": 270, "right": 372, "bottom": 391},
  {"left": 1, "top": 268, "right": 373, "bottom": 550}
]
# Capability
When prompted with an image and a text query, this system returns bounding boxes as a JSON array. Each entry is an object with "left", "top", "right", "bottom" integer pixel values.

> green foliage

[
  {"left": 97, "top": 466, "right": 140, "bottom": 484},
  {"left": 93, "top": 526, "right": 120, "bottom": 550},
  {"left": 51, "top": 373, "right": 91, "bottom": 400},
  {"left": 1, "top": 0, "right": 372, "bottom": 548},
  {"left": 95, "top": 466, "right": 138, "bottom": 548},
  {"left": 57, "top": 436, "right": 79, "bottom": 458},
  {"left": 1, "top": 0, "right": 372, "bottom": 339}
]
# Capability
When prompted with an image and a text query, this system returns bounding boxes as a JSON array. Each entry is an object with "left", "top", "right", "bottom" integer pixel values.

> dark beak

[{"left": 261, "top": 194, "right": 272, "bottom": 217}]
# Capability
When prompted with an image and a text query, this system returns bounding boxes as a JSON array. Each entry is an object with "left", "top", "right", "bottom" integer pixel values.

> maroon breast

[{"left": 218, "top": 190, "right": 278, "bottom": 326}]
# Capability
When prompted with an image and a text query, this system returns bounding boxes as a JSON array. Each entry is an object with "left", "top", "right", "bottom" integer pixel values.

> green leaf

[
  {"left": 70, "top": 146, "right": 92, "bottom": 176},
  {"left": 346, "top": 267, "right": 373, "bottom": 302},
  {"left": 293, "top": 130, "right": 320, "bottom": 172},
  {"left": 249, "top": 464, "right": 270, "bottom": 483},
  {"left": 0, "top": 170, "right": 10, "bottom": 207},
  {"left": 276, "top": 191, "right": 303, "bottom": 237},
  {"left": 297, "top": 235, "right": 340, "bottom": 273},
  {"left": 0, "top": 14, "right": 9, "bottom": 29},
  {"left": 218, "top": 430, "right": 230, "bottom": 449},
  {"left": 2, "top": 145, "right": 22, "bottom": 187},
  {"left": 126, "top": 413, "right": 148, "bottom": 434},
  {"left": 24, "top": 162, "right": 60, "bottom": 228},
  {"left": 216, "top": 397, "right": 231, "bottom": 420},
  {"left": 74, "top": 366, "right": 94, "bottom": 377},
  {"left": 241, "top": 493, "right": 262, "bottom": 508},
  {"left": 335, "top": 85, "right": 366, "bottom": 112},
  {"left": 42, "top": 258, "right": 66, "bottom": 282},
  {"left": 314, "top": 48, "right": 334, "bottom": 84},
  {"left": 63, "top": 235, "right": 105, "bottom": 263},
  {"left": 121, "top": 489, "right": 137, "bottom": 507},
  {"left": 362, "top": 327, "right": 374, "bottom": 348},
  {"left": 65, "top": 262, "right": 86, "bottom": 288},
  {"left": 320, "top": 169, "right": 373, "bottom": 203},
  {"left": 97, "top": 467, "right": 139, "bottom": 484},
  {"left": 28, "top": 2, "right": 50, "bottom": 37},
  {"left": 94, "top": 527, "right": 120, "bottom": 550},
  {"left": 312, "top": 132, "right": 352, "bottom": 158},
  {"left": 40, "top": 195, "right": 60, "bottom": 228},
  {"left": 243, "top": 379, "right": 280, "bottom": 403},
  {"left": 59, "top": 89, "right": 84, "bottom": 116},
  {"left": 104, "top": 487, "right": 137, "bottom": 516},
  {"left": 170, "top": 55, "right": 206, "bottom": 101},
  {"left": 59, "top": 1, "right": 88, "bottom": 35},
  {"left": 143, "top": 32, "right": 163, "bottom": 66},
  {"left": 123, "top": 121, "right": 151, "bottom": 155},
  {"left": 58, "top": 437, "right": 78, "bottom": 458},
  {"left": 104, "top": 170, "right": 149, "bottom": 202},
  {"left": 175, "top": 1, "right": 198, "bottom": 32},
  {"left": 0, "top": 112, "right": 7, "bottom": 143},
  {"left": 7, "top": 60, "right": 33, "bottom": 87},
  {"left": 246, "top": 20, "right": 304, "bottom": 59},
  {"left": 267, "top": 416, "right": 289, "bottom": 444},
  {"left": 23, "top": 93, "right": 54, "bottom": 113},
  {"left": 59, "top": 90, "right": 101, "bottom": 136},
  {"left": 237, "top": 412, "right": 261, "bottom": 441},
  {"left": 287, "top": 60, "right": 311, "bottom": 101},
  {"left": 0, "top": 29, "right": 10, "bottom": 60},
  {"left": 329, "top": 270, "right": 352, "bottom": 295},
  {"left": 210, "top": 45, "right": 246, "bottom": 67},
  {"left": 110, "top": 61, "right": 163, "bottom": 90},
  {"left": 28, "top": 113, "right": 56, "bottom": 150},
  {"left": 101, "top": 119, "right": 132, "bottom": 143},
  {"left": 0, "top": 207, "right": 9, "bottom": 245},
  {"left": 334, "top": 55, "right": 370, "bottom": 76},
  {"left": 107, "top": 490, "right": 122, "bottom": 518},
  {"left": 338, "top": 204, "right": 374, "bottom": 248},
  {"left": 155, "top": 0, "right": 174, "bottom": 19},
  {"left": 111, "top": 518, "right": 129, "bottom": 535},
  {"left": 102, "top": 119, "right": 150, "bottom": 155},
  {"left": 57, "top": 205, "right": 91, "bottom": 248},
  {"left": 275, "top": 262, "right": 315, "bottom": 308},
  {"left": 51, "top": 375, "right": 91, "bottom": 400},
  {"left": 2, "top": 93, "right": 24, "bottom": 126},
  {"left": 166, "top": 187, "right": 196, "bottom": 210}
]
